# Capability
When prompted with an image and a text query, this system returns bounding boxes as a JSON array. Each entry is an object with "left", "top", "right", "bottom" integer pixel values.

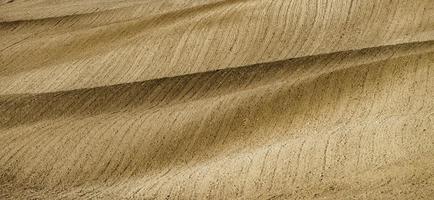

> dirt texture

[{"left": 1, "top": 0, "right": 434, "bottom": 199}]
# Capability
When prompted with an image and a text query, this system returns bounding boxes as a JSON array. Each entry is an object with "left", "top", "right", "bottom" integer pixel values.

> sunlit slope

[{"left": 1, "top": 0, "right": 433, "bottom": 94}]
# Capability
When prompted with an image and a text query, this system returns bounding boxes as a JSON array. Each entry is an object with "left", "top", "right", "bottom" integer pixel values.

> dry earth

[{"left": 1, "top": 0, "right": 434, "bottom": 199}]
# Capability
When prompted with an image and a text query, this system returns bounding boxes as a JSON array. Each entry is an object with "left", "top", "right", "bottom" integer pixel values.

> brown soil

[{"left": 1, "top": 0, "right": 433, "bottom": 199}]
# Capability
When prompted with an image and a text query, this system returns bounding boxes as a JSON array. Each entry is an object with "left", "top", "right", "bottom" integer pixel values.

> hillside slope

[{"left": 1, "top": 0, "right": 434, "bottom": 199}]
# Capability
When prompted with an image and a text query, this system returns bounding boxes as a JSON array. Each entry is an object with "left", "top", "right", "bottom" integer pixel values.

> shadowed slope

[{"left": 1, "top": 41, "right": 433, "bottom": 129}]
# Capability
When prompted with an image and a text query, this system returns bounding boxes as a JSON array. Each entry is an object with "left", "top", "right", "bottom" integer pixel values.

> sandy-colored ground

[{"left": 1, "top": 0, "right": 434, "bottom": 199}]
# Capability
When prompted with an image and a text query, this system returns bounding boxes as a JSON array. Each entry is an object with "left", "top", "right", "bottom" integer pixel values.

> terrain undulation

[{"left": 1, "top": 0, "right": 434, "bottom": 199}]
